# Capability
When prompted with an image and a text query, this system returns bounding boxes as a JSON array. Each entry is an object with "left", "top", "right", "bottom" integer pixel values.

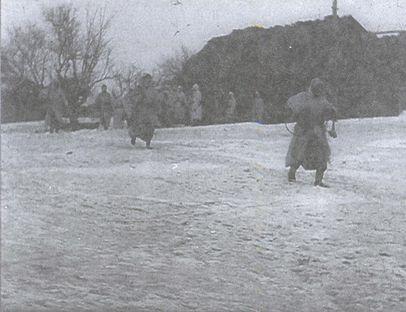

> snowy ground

[{"left": 1, "top": 115, "right": 406, "bottom": 312}]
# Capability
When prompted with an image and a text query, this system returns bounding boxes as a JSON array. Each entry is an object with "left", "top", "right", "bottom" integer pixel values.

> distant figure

[
  {"left": 252, "top": 91, "right": 265, "bottom": 123},
  {"left": 173, "top": 85, "right": 187, "bottom": 124},
  {"left": 112, "top": 90, "right": 125, "bottom": 129},
  {"left": 40, "top": 88, "right": 51, "bottom": 131},
  {"left": 122, "top": 86, "right": 133, "bottom": 124},
  {"left": 128, "top": 74, "right": 158, "bottom": 149},
  {"left": 225, "top": 91, "right": 237, "bottom": 123},
  {"left": 95, "top": 84, "right": 113, "bottom": 130},
  {"left": 285, "top": 78, "right": 337, "bottom": 187},
  {"left": 190, "top": 84, "right": 202, "bottom": 125},
  {"left": 44, "top": 81, "right": 68, "bottom": 133},
  {"left": 163, "top": 90, "right": 176, "bottom": 126},
  {"left": 212, "top": 89, "right": 223, "bottom": 123},
  {"left": 159, "top": 90, "right": 172, "bottom": 127}
]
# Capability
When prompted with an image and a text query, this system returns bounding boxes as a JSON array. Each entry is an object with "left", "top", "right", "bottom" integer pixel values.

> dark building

[{"left": 182, "top": 16, "right": 406, "bottom": 123}]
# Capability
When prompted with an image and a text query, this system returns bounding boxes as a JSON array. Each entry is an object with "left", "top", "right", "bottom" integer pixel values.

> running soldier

[
  {"left": 285, "top": 78, "right": 337, "bottom": 187},
  {"left": 128, "top": 74, "right": 159, "bottom": 149}
]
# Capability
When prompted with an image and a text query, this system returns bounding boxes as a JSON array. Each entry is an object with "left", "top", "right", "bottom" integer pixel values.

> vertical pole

[{"left": 332, "top": 0, "right": 338, "bottom": 17}]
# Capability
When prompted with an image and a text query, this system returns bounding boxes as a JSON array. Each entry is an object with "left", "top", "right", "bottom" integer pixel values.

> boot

[
  {"left": 314, "top": 169, "right": 329, "bottom": 188},
  {"left": 146, "top": 140, "right": 152, "bottom": 149},
  {"left": 131, "top": 137, "right": 136, "bottom": 145}
]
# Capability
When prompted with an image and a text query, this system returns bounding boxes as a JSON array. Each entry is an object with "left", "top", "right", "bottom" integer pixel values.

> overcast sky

[{"left": 2, "top": 0, "right": 406, "bottom": 70}]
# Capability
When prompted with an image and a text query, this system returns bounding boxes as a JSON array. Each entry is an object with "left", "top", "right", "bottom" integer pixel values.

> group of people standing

[
  {"left": 159, "top": 83, "right": 203, "bottom": 127},
  {"left": 206, "top": 90, "right": 267, "bottom": 124},
  {"left": 227, "top": 90, "right": 268, "bottom": 123},
  {"left": 159, "top": 86, "right": 268, "bottom": 126}
]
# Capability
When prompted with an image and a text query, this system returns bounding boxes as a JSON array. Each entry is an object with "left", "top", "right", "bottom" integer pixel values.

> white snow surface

[{"left": 1, "top": 116, "right": 406, "bottom": 311}]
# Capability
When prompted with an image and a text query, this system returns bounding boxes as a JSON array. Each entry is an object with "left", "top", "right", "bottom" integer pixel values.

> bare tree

[
  {"left": 1, "top": 25, "right": 51, "bottom": 122},
  {"left": 3, "top": 24, "right": 51, "bottom": 88},
  {"left": 81, "top": 7, "right": 115, "bottom": 88},
  {"left": 112, "top": 63, "right": 143, "bottom": 96},
  {"left": 156, "top": 46, "right": 192, "bottom": 87},
  {"left": 44, "top": 4, "right": 114, "bottom": 127}
]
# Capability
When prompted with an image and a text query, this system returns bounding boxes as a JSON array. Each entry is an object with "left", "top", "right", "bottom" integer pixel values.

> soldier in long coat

[
  {"left": 172, "top": 86, "right": 187, "bottom": 125},
  {"left": 190, "top": 84, "right": 202, "bottom": 125},
  {"left": 122, "top": 87, "right": 133, "bottom": 124},
  {"left": 112, "top": 90, "right": 125, "bottom": 129},
  {"left": 95, "top": 84, "right": 113, "bottom": 130},
  {"left": 225, "top": 91, "right": 237, "bottom": 123},
  {"left": 285, "top": 78, "right": 337, "bottom": 187},
  {"left": 158, "top": 89, "right": 172, "bottom": 127},
  {"left": 128, "top": 74, "right": 158, "bottom": 149},
  {"left": 252, "top": 91, "right": 265, "bottom": 123},
  {"left": 44, "top": 81, "right": 68, "bottom": 133}
]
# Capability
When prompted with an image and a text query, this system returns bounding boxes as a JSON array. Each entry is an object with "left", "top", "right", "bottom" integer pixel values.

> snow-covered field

[{"left": 1, "top": 115, "right": 406, "bottom": 311}]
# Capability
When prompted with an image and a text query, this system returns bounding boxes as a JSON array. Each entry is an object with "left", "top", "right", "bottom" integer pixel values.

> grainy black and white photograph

[{"left": 1, "top": 0, "right": 405, "bottom": 311}]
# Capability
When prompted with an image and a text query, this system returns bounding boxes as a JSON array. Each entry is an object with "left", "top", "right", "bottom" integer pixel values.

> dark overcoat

[
  {"left": 128, "top": 86, "right": 159, "bottom": 142},
  {"left": 285, "top": 91, "right": 336, "bottom": 170}
]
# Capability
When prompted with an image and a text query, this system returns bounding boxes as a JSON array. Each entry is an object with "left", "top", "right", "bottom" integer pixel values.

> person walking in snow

[
  {"left": 285, "top": 78, "right": 337, "bottom": 187},
  {"left": 190, "top": 83, "right": 202, "bottom": 126},
  {"left": 95, "top": 84, "right": 113, "bottom": 130},
  {"left": 127, "top": 74, "right": 159, "bottom": 149}
]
